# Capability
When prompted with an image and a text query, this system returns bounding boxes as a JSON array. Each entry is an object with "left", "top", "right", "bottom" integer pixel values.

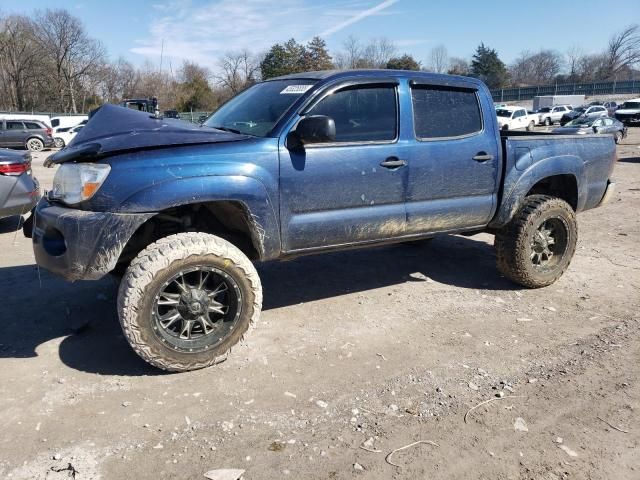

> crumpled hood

[{"left": 45, "top": 104, "right": 250, "bottom": 166}]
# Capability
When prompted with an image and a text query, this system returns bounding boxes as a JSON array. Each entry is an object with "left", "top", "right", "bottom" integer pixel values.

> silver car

[{"left": 0, "top": 148, "right": 40, "bottom": 219}]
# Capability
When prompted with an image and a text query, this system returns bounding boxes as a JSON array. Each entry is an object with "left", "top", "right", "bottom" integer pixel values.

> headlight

[{"left": 51, "top": 163, "right": 110, "bottom": 205}]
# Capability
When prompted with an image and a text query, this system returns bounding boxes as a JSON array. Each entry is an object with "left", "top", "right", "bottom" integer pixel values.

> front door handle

[
  {"left": 473, "top": 152, "right": 494, "bottom": 162},
  {"left": 380, "top": 157, "right": 407, "bottom": 169}
]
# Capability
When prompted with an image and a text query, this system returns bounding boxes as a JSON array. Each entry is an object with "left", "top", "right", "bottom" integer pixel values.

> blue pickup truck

[{"left": 28, "top": 70, "right": 617, "bottom": 371}]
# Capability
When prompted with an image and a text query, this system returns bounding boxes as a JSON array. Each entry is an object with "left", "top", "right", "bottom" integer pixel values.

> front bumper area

[{"left": 30, "top": 199, "right": 154, "bottom": 281}]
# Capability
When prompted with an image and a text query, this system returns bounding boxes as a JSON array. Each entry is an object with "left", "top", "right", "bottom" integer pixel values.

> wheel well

[
  {"left": 116, "top": 201, "right": 261, "bottom": 271},
  {"left": 526, "top": 174, "right": 578, "bottom": 210}
]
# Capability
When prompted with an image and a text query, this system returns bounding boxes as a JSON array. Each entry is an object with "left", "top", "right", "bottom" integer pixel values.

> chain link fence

[{"left": 491, "top": 80, "right": 640, "bottom": 102}]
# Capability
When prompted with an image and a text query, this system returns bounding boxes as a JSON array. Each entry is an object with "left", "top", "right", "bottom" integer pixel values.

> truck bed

[{"left": 490, "top": 130, "right": 617, "bottom": 227}]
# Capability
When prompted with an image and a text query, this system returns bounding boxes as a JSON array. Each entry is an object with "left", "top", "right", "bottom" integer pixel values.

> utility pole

[{"left": 159, "top": 38, "right": 165, "bottom": 73}]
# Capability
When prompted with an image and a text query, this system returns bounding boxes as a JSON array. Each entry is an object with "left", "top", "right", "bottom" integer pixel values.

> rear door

[
  {"left": 404, "top": 81, "right": 499, "bottom": 234},
  {"left": 4, "top": 121, "right": 27, "bottom": 146},
  {"left": 279, "top": 80, "right": 407, "bottom": 251}
]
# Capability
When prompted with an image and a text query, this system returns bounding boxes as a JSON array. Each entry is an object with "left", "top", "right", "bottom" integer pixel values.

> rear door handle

[
  {"left": 380, "top": 157, "right": 407, "bottom": 169},
  {"left": 473, "top": 153, "right": 494, "bottom": 162}
]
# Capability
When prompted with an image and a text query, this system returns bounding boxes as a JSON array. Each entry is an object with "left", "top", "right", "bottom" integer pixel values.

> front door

[
  {"left": 404, "top": 83, "right": 500, "bottom": 234},
  {"left": 279, "top": 82, "right": 408, "bottom": 251}
]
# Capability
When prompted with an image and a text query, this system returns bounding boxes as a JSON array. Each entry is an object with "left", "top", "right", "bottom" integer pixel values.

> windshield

[
  {"left": 204, "top": 80, "right": 318, "bottom": 137},
  {"left": 495, "top": 109, "right": 512, "bottom": 118},
  {"left": 566, "top": 117, "right": 593, "bottom": 127},
  {"left": 620, "top": 101, "right": 640, "bottom": 109}
]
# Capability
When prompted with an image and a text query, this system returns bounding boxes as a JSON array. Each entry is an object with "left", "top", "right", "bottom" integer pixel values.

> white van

[
  {"left": 0, "top": 113, "right": 51, "bottom": 127},
  {"left": 50, "top": 115, "right": 88, "bottom": 133}
]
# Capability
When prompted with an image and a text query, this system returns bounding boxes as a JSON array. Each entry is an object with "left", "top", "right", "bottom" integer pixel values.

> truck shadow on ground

[
  {"left": 0, "top": 234, "right": 517, "bottom": 375},
  {"left": 617, "top": 156, "right": 640, "bottom": 163}
]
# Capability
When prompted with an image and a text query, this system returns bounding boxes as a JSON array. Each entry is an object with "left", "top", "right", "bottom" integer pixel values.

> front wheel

[
  {"left": 526, "top": 121, "right": 535, "bottom": 132},
  {"left": 117, "top": 232, "right": 262, "bottom": 372},
  {"left": 614, "top": 131, "right": 622, "bottom": 144},
  {"left": 495, "top": 195, "right": 577, "bottom": 288}
]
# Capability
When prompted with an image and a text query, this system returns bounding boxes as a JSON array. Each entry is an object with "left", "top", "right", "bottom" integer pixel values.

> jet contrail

[{"left": 319, "top": 0, "right": 399, "bottom": 37}]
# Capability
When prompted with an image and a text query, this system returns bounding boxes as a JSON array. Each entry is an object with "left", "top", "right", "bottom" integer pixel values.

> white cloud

[{"left": 130, "top": 0, "right": 401, "bottom": 68}]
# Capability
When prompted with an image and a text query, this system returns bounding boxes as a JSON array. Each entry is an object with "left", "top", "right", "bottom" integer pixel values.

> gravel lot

[{"left": 0, "top": 127, "right": 638, "bottom": 479}]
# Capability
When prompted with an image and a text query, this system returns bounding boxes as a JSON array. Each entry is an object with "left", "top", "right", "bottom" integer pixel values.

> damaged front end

[{"left": 31, "top": 199, "right": 154, "bottom": 281}]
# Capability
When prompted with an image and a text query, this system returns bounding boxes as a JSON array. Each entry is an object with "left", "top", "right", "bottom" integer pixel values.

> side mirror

[{"left": 288, "top": 115, "right": 336, "bottom": 149}]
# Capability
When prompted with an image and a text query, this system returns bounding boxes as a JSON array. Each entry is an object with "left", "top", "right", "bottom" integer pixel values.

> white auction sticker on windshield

[{"left": 280, "top": 85, "right": 313, "bottom": 94}]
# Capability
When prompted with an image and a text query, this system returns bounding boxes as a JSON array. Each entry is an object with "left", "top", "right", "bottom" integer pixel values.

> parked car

[
  {"left": 163, "top": 110, "right": 180, "bottom": 119},
  {"left": 51, "top": 115, "right": 88, "bottom": 135},
  {"left": 0, "top": 119, "right": 55, "bottom": 151},
  {"left": 553, "top": 116, "right": 627, "bottom": 143},
  {"left": 53, "top": 124, "right": 84, "bottom": 148},
  {"left": 603, "top": 101, "right": 618, "bottom": 116},
  {"left": 0, "top": 113, "right": 51, "bottom": 127},
  {"left": 0, "top": 149, "right": 39, "bottom": 219},
  {"left": 614, "top": 98, "right": 640, "bottom": 125},
  {"left": 495, "top": 106, "right": 538, "bottom": 130},
  {"left": 560, "top": 105, "right": 608, "bottom": 125},
  {"left": 28, "top": 69, "right": 617, "bottom": 372},
  {"left": 537, "top": 105, "right": 572, "bottom": 126}
]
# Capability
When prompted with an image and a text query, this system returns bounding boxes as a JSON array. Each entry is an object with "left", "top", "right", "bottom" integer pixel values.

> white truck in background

[{"left": 495, "top": 106, "right": 538, "bottom": 131}]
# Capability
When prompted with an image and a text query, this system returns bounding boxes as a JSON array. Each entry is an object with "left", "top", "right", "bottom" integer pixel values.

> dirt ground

[{"left": 0, "top": 127, "right": 638, "bottom": 480}]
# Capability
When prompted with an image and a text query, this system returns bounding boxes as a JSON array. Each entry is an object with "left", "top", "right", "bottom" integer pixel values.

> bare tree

[
  {"left": 565, "top": 46, "right": 584, "bottom": 82},
  {"left": 428, "top": 45, "right": 449, "bottom": 73},
  {"left": 447, "top": 57, "right": 470, "bottom": 76},
  {"left": 34, "top": 9, "right": 106, "bottom": 112},
  {"left": 216, "top": 50, "right": 260, "bottom": 94},
  {"left": 334, "top": 36, "right": 396, "bottom": 69},
  {"left": 0, "top": 15, "right": 39, "bottom": 110},
  {"left": 601, "top": 24, "right": 640, "bottom": 79},
  {"left": 510, "top": 49, "right": 563, "bottom": 85}
]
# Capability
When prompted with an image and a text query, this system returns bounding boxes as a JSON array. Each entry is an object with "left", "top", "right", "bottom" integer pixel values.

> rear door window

[
  {"left": 411, "top": 86, "right": 482, "bottom": 138},
  {"left": 25, "top": 122, "right": 42, "bottom": 129}
]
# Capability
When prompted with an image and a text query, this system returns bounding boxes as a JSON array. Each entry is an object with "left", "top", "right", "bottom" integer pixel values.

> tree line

[{"left": 1, "top": 8, "right": 638, "bottom": 114}]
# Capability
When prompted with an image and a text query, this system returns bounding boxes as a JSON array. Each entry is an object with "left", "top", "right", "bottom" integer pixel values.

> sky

[{"left": 2, "top": 0, "right": 640, "bottom": 71}]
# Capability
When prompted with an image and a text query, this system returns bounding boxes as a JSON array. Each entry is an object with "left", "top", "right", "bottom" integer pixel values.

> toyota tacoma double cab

[{"left": 27, "top": 70, "right": 617, "bottom": 371}]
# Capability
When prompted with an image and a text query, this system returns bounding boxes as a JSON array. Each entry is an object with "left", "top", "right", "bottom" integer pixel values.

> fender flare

[
  {"left": 490, "top": 155, "right": 586, "bottom": 228},
  {"left": 119, "top": 175, "right": 281, "bottom": 259}
]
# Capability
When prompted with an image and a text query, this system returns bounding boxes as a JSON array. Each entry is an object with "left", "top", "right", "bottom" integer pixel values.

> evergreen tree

[
  {"left": 386, "top": 54, "right": 421, "bottom": 71},
  {"left": 260, "top": 38, "right": 307, "bottom": 79},
  {"left": 471, "top": 43, "right": 509, "bottom": 88},
  {"left": 304, "top": 36, "right": 334, "bottom": 71}
]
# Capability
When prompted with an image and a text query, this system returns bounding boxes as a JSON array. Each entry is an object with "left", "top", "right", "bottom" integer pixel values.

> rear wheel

[
  {"left": 26, "top": 137, "right": 44, "bottom": 152},
  {"left": 117, "top": 232, "right": 262, "bottom": 371},
  {"left": 544, "top": 117, "right": 551, "bottom": 126},
  {"left": 495, "top": 195, "right": 577, "bottom": 288},
  {"left": 53, "top": 137, "right": 65, "bottom": 148}
]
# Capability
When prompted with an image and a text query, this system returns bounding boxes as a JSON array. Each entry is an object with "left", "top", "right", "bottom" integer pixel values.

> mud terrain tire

[
  {"left": 495, "top": 195, "right": 577, "bottom": 288},
  {"left": 117, "top": 232, "right": 262, "bottom": 372}
]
